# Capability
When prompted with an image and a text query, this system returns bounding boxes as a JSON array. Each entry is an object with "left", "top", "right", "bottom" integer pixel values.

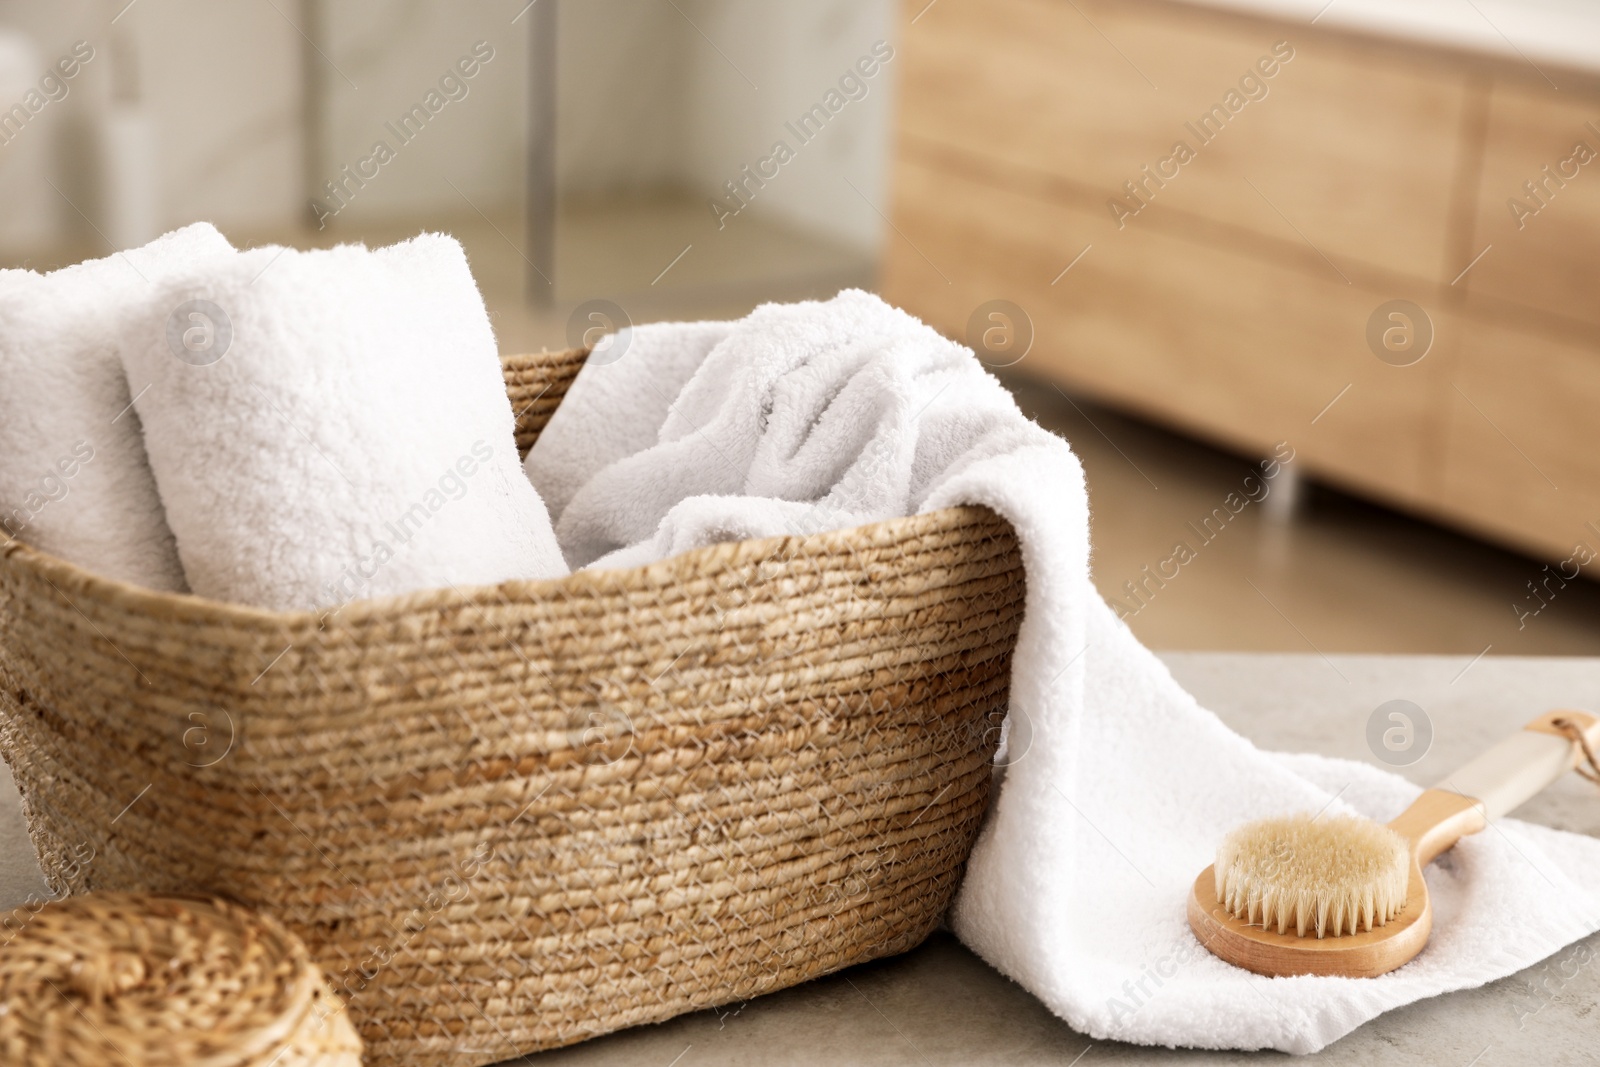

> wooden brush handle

[{"left": 1434, "top": 710, "right": 1600, "bottom": 822}]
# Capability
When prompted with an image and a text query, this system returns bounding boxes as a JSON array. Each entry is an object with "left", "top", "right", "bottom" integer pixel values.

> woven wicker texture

[
  {"left": 0, "top": 892, "right": 362, "bottom": 1066},
  {"left": 0, "top": 348, "right": 1026, "bottom": 1067}
]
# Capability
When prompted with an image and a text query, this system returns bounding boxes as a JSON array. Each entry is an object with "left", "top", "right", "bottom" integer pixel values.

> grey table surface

[{"left": 3, "top": 653, "right": 1597, "bottom": 1065}]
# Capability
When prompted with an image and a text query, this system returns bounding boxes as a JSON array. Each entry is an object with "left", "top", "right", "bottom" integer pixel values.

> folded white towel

[
  {"left": 121, "top": 232, "right": 567, "bottom": 612},
  {"left": 524, "top": 320, "right": 732, "bottom": 539},
  {"left": 528, "top": 289, "right": 1600, "bottom": 1053},
  {"left": 0, "top": 223, "right": 233, "bottom": 590}
]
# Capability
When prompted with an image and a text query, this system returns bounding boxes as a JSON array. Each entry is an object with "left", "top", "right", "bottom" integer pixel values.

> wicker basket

[
  {"left": 0, "top": 348, "right": 1026, "bottom": 1067},
  {"left": 0, "top": 892, "right": 362, "bottom": 1066}
]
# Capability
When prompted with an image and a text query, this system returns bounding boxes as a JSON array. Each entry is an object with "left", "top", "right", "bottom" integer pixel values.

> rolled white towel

[
  {"left": 0, "top": 223, "right": 234, "bottom": 590},
  {"left": 120, "top": 232, "right": 567, "bottom": 612}
]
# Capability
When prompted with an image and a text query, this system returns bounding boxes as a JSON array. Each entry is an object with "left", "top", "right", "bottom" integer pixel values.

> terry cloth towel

[
  {"left": 0, "top": 223, "right": 234, "bottom": 591},
  {"left": 545, "top": 293, "right": 1031, "bottom": 572},
  {"left": 524, "top": 319, "right": 733, "bottom": 547},
  {"left": 527, "top": 289, "right": 1600, "bottom": 1054},
  {"left": 121, "top": 232, "right": 567, "bottom": 613}
]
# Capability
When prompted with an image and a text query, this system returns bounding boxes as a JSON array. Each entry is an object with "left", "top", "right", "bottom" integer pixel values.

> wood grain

[
  {"left": 898, "top": 0, "right": 1470, "bottom": 284},
  {"left": 1188, "top": 862, "right": 1434, "bottom": 978},
  {"left": 1430, "top": 315, "right": 1600, "bottom": 561},
  {"left": 1465, "top": 79, "right": 1600, "bottom": 329}
]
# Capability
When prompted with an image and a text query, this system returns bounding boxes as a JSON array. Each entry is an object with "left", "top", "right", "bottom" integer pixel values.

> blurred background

[{"left": 4, "top": 0, "right": 1599, "bottom": 655}]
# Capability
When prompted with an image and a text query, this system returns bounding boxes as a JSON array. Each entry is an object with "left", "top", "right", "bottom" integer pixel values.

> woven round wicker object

[
  {"left": 0, "top": 892, "right": 361, "bottom": 1066},
  {"left": 0, "top": 348, "right": 1026, "bottom": 1067}
]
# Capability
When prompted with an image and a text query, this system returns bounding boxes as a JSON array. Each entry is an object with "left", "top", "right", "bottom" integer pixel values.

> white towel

[
  {"left": 121, "top": 232, "right": 567, "bottom": 612},
  {"left": 524, "top": 320, "right": 732, "bottom": 539},
  {"left": 528, "top": 289, "right": 1600, "bottom": 1053},
  {"left": 0, "top": 223, "right": 233, "bottom": 590},
  {"left": 965, "top": 593, "right": 1600, "bottom": 1053},
  {"left": 545, "top": 291, "right": 1027, "bottom": 570}
]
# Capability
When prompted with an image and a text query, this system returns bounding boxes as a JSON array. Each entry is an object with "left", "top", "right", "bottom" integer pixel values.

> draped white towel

[
  {"left": 524, "top": 319, "right": 733, "bottom": 559},
  {"left": 525, "top": 288, "right": 1600, "bottom": 1053}
]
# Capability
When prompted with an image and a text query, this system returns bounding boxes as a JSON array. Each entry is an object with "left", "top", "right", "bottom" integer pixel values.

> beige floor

[{"left": 21, "top": 198, "right": 1600, "bottom": 655}]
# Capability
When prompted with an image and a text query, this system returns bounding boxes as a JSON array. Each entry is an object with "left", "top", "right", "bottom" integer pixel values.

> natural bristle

[{"left": 1214, "top": 813, "right": 1410, "bottom": 938}]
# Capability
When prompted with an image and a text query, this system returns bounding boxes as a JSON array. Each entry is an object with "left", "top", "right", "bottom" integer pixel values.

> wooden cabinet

[
  {"left": 1436, "top": 321, "right": 1600, "bottom": 560},
  {"left": 897, "top": 0, "right": 1471, "bottom": 285},
  {"left": 885, "top": 0, "right": 1600, "bottom": 568},
  {"left": 1467, "top": 82, "right": 1600, "bottom": 331}
]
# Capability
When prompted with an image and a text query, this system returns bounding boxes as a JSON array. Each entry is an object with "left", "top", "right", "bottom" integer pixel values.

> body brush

[{"left": 1189, "top": 710, "right": 1600, "bottom": 978}]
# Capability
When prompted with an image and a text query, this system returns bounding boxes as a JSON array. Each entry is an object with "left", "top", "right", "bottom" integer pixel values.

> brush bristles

[{"left": 1214, "top": 813, "right": 1410, "bottom": 938}]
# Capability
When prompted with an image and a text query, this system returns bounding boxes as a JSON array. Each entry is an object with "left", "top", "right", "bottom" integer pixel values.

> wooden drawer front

[
  {"left": 1467, "top": 81, "right": 1600, "bottom": 329},
  {"left": 882, "top": 155, "right": 1445, "bottom": 502},
  {"left": 898, "top": 0, "right": 1467, "bottom": 284},
  {"left": 1435, "top": 321, "right": 1600, "bottom": 560}
]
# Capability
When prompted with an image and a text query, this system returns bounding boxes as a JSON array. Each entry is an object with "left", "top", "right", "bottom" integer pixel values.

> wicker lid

[{"left": 0, "top": 892, "right": 362, "bottom": 1066}]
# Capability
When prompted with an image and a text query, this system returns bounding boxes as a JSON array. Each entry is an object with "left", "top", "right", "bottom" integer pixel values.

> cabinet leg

[{"left": 1262, "top": 461, "right": 1306, "bottom": 526}]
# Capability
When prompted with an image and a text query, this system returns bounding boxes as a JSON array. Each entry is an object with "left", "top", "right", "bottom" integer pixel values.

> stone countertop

[
  {"left": 2, "top": 652, "right": 1596, "bottom": 1064},
  {"left": 1173, "top": 0, "right": 1600, "bottom": 79}
]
